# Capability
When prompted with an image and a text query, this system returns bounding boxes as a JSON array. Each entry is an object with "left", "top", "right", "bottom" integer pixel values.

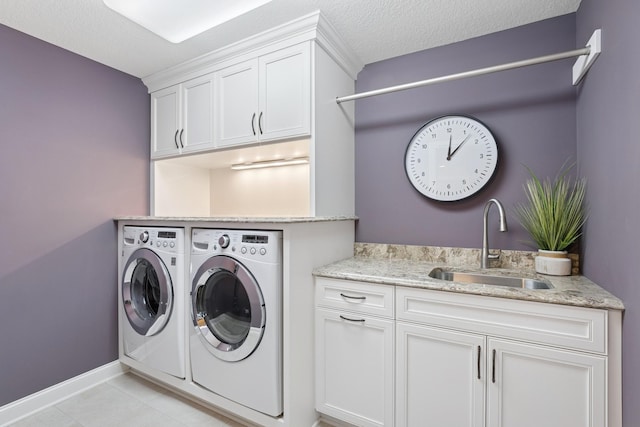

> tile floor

[{"left": 7, "top": 373, "right": 247, "bottom": 427}]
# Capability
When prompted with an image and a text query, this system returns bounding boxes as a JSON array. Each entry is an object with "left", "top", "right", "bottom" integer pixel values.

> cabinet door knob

[
  {"left": 179, "top": 129, "right": 184, "bottom": 148},
  {"left": 258, "top": 111, "right": 264, "bottom": 134},
  {"left": 173, "top": 129, "right": 180, "bottom": 149},
  {"left": 251, "top": 113, "right": 256, "bottom": 136}
]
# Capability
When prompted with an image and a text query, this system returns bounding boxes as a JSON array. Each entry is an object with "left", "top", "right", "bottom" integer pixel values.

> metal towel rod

[{"left": 336, "top": 29, "right": 601, "bottom": 104}]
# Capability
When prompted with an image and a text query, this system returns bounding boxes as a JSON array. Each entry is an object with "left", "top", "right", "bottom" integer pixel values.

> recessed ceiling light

[{"left": 103, "top": 0, "right": 273, "bottom": 43}]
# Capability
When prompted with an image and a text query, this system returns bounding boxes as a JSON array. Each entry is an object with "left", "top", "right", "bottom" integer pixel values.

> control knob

[
  {"left": 218, "top": 234, "right": 231, "bottom": 249},
  {"left": 140, "top": 231, "right": 149, "bottom": 243}
]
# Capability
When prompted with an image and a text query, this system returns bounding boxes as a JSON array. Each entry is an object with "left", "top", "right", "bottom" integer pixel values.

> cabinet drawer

[
  {"left": 316, "top": 278, "right": 394, "bottom": 318},
  {"left": 396, "top": 287, "right": 607, "bottom": 354}
]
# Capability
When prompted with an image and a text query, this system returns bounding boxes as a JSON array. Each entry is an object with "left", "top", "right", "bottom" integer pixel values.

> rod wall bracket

[{"left": 572, "top": 29, "right": 602, "bottom": 85}]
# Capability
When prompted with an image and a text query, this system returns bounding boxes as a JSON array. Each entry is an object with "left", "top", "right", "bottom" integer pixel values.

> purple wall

[
  {"left": 0, "top": 25, "right": 149, "bottom": 405},
  {"left": 576, "top": 0, "right": 640, "bottom": 425},
  {"left": 355, "top": 15, "right": 577, "bottom": 251}
]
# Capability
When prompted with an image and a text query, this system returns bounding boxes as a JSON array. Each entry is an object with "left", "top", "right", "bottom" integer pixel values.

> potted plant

[{"left": 514, "top": 163, "right": 588, "bottom": 276}]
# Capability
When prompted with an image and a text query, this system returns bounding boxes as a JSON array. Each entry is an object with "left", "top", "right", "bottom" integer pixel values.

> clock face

[{"left": 404, "top": 115, "right": 498, "bottom": 202}]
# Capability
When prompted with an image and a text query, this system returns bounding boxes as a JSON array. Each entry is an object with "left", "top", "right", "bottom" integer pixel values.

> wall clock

[{"left": 404, "top": 115, "right": 498, "bottom": 202}]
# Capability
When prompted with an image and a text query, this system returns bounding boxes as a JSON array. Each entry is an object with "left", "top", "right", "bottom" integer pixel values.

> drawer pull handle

[
  {"left": 339, "top": 315, "right": 365, "bottom": 323},
  {"left": 340, "top": 293, "right": 366, "bottom": 301},
  {"left": 251, "top": 113, "right": 256, "bottom": 136},
  {"left": 173, "top": 129, "right": 180, "bottom": 149},
  {"left": 477, "top": 345, "right": 481, "bottom": 380},
  {"left": 492, "top": 349, "right": 496, "bottom": 384}
]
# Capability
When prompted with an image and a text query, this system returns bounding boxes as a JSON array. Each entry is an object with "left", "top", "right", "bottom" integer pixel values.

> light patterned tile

[
  {"left": 55, "top": 383, "right": 150, "bottom": 427},
  {"left": 7, "top": 406, "right": 81, "bottom": 427},
  {"left": 107, "top": 372, "right": 167, "bottom": 403},
  {"left": 145, "top": 391, "right": 245, "bottom": 427}
]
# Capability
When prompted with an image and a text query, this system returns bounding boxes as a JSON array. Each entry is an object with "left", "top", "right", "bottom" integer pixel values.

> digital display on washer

[
  {"left": 158, "top": 231, "right": 176, "bottom": 239},
  {"left": 242, "top": 235, "right": 268, "bottom": 244}
]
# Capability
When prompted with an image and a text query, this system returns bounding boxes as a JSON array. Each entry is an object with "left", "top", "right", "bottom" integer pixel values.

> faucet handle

[{"left": 487, "top": 249, "right": 502, "bottom": 260}]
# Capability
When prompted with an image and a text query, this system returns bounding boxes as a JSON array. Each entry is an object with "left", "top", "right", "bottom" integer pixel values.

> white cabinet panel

[
  {"left": 396, "top": 322, "right": 485, "bottom": 427},
  {"left": 215, "top": 43, "right": 311, "bottom": 148},
  {"left": 215, "top": 60, "right": 259, "bottom": 147},
  {"left": 487, "top": 338, "right": 606, "bottom": 427},
  {"left": 259, "top": 44, "right": 311, "bottom": 141},
  {"left": 151, "top": 74, "right": 215, "bottom": 158},
  {"left": 396, "top": 287, "right": 607, "bottom": 353},
  {"left": 182, "top": 75, "right": 214, "bottom": 153},
  {"left": 315, "top": 278, "right": 394, "bottom": 318},
  {"left": 151, "top": 86, "right": 180, "bottom": 157},
  {"left": 315, "top": 308, "right": 394, "bottom": 427}
]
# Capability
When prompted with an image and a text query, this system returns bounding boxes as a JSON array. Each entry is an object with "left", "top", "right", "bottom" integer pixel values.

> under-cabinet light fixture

[
  {"left": 230, "top": 157, "right": 310, "bottom": 171},
  {"left": 103, "top": 0, "right": 273, "bottom": 43}
]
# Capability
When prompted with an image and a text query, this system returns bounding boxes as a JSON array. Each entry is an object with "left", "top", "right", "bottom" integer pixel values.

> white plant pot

[{"left": 535, "top": 250, "right": 572, "bottom": 276}]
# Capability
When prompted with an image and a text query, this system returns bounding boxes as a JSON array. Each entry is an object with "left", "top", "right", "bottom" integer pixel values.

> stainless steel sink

[{"left": 428, "top": 268, "right": 553, "bottom": 290}]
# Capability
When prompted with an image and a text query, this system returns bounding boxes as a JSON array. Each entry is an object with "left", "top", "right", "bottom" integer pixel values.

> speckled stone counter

[
  {"left": 115, "top": 215, "right": 357, "bottom": 223},
  {"left": 313, "top": 243, "right": 624, "bottom": 311}
]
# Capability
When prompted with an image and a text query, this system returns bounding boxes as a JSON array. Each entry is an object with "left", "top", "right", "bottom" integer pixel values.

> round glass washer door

[
  {"left": 122, "top": 248, "right": 173, "bottom": 337},
  {"left": 192, "top": 255, "right": 265, "bottom": 362}
]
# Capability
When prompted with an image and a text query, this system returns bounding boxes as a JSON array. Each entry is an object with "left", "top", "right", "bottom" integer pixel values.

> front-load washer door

[
  {"left": 122, "top": 248, "right": 173, "bottom": 337},
  {"left": 192, "top": 255, "right": 265, "bottom": 362}
]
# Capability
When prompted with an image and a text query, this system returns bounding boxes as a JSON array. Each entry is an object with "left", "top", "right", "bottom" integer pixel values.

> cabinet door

[
  {"left": 396, "top": 322, "right": 486, "bottom": 427},
  {"left": 315, "top": 308, "right": 394, "bottom": 427},
  {"left": 151, "top": 85, "right": 180, "bottom": 158},
  {"left": 181, "top": 74, "right": 214, "bottom": 153},
  {"left": 258, "top": 43, "right": 311, "bottom": 141},
  {"left": 215, "top": 60, "right": 259, "bottom": 147},
  {"left": 487, "top": 338, "right": 606, "bottom": 427}
]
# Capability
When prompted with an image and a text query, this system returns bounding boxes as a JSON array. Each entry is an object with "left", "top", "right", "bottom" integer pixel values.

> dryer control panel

[
  {"left": 123, "top": 226, "right": 184, "bottom": 254},
  {"left": 192, "top": 229, "right": 281, "bottom": 264}
]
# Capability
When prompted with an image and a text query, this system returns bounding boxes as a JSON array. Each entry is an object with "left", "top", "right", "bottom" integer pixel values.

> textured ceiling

[{"left": 0, "top": 0, "right": 582, "bottom": 78}]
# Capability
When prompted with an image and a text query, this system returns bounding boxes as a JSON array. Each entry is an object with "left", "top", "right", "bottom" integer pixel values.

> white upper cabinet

[
  {"left": 182, "top": 75, "right": 214, "bottom": 154},
  {"left": 144, "top": 11, "right": 363, "bottom": 217},
  {"left": 151, "top": 85, "right": 180, "bottom": 158},
  {"left": 151, "top": 74, "right": 214, "bottom": 159},
  {"left": 216, "top": 43, "right": 311, "bottom": 148},
  {"left": 215, "top": 60, "right": 259, "bottom": 146},
  {"left": 259, "top": 44, "right": 311, "bottom": 141}
]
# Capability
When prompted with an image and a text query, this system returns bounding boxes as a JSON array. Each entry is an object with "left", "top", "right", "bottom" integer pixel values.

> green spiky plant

[{"left": 514, "top": 163, "right": 588, "bottom": 252}]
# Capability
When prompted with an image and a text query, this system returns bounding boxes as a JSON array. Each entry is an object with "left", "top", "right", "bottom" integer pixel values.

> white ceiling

[{"left": 0, "top": 0, "right": 581, "bottom": 79}]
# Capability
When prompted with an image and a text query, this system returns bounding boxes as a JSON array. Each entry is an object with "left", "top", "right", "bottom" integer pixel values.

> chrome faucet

[{"left": 481, "top": 198, "right": 508, "bottom": 269}]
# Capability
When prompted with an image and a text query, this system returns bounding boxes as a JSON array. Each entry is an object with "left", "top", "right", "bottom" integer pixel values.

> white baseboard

[{"left": 0, "top": 361, "right": 128, "bottom": 427}]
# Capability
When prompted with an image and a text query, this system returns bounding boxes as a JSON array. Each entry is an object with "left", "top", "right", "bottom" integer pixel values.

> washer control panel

[
  {"left": 123, "top": 226, "right": 184, "bottom": 254},
  {"left": 192, "top": 229, "right": 281, "bottom": 264}
]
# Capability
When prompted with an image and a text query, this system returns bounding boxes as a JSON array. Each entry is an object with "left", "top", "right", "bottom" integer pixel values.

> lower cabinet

[
  {"left": 315, "top": 278, "right": 615, "bottom": 427},
  {"left": 316, "top": 308, "right": 394, "bottom": 427},
  {"left": 487, "top": 338, "right": 606, "bottom": 427},
  {"left": 396, "top": 322, "right": 606, "bottom": 427},
  {"left": 396, "top": 322, "right": 485, "bottom": 427},
  {"left": 315, "top": 278, "right": 395, "bottom": 427}
]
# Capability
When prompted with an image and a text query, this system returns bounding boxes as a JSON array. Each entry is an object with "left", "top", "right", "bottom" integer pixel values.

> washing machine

[
  {"left": 190, "top": 228, "right": 282, "bottom": 416},
  {"left": 120, "top": 226, "right": 186, "bottom": 379}
]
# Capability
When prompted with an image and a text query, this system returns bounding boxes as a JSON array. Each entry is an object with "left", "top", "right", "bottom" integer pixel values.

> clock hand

[
  {"left": 449, "top": 134, "right": 471, "bottom": 159},
  {"left": 447, "top": 135, "right": 452, "bottom": 161}
]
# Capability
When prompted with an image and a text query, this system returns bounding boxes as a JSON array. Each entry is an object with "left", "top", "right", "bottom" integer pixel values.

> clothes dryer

[
  {"left": 120, "top": 226, "right": 185, "bottom": 379},
  {"left": 190, "top": 228, "right": 282, "bottom": 416}
]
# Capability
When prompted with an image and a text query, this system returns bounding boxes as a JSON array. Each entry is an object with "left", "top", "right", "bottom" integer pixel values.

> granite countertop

[
  {"left": 114, "top": 215, "right": 357, "bottom": 223},
  {"left": 313, "top": 244, "right": 624, "bottom": 311}
]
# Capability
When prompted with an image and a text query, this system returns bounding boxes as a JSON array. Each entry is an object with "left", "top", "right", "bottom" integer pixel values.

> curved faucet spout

[{"left": 482, "top": 198, "right": 508, "bottom": 269}]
